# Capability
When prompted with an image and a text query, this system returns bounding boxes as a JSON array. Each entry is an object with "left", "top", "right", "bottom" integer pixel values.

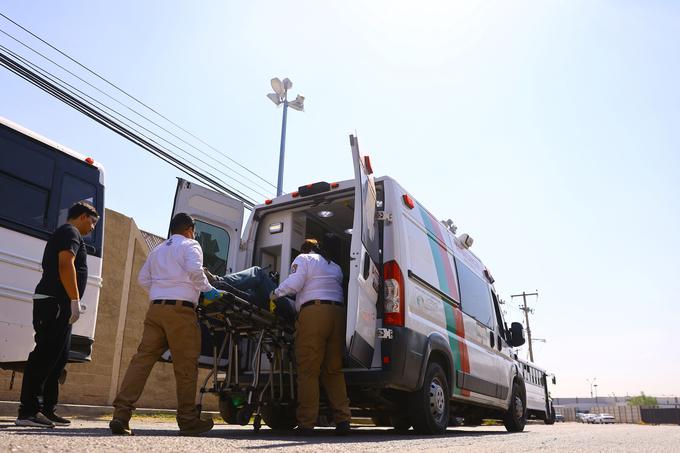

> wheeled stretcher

[{"left": 196, "top": 291, "right": 297, "bottom": 431}]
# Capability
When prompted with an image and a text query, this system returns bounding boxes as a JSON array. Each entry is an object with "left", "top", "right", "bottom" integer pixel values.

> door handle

[{"left": 489, "top": 331, "right": 495, "bottom": 349}]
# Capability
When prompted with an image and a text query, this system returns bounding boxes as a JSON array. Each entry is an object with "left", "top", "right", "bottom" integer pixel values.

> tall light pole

[
  {"left": 587, "top": 377, "right": 597, "bottom": 399},
  {"left": 267, "top": 77, "right": 305, "bottom": 196}
]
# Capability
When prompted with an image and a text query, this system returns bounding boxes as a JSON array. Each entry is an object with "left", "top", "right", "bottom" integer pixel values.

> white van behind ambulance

[{"left": 172, "top": 135, "right": 543, "bottom": 433}]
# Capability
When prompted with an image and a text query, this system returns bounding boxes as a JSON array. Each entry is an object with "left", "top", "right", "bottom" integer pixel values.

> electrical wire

[
  {"left": 0, "top": 48, "right": 257, "bottom": 209},
  {"left": 0, "top": 25, "right": 276, "bottom": 197},
  {"left": 0, "top": 43, "right": 270, "bottom": 202}
]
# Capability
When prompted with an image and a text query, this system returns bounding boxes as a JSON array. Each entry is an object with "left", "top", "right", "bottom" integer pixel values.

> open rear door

[
  {"left": 167, "top": 179, "right": 245, "bottom": 366},
  {"left": 170, "top": 178, "right": 244, "bottom": 276},
  {"left": 346, "top": 135, "right": 381, "bottom": 368}
]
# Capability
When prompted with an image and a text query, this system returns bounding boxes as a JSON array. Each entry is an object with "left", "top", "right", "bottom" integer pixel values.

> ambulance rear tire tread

[
  {"left": 503, "top": 381, "right": 527, "bottom": 432},
  {"left": 409, "top": 362, "right": 450, "bottom": 434}
]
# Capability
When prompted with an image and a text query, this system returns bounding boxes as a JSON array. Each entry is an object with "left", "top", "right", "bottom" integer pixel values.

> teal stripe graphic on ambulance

[{"left": 417, "top": 205, "right": 470, "bottom": 396}]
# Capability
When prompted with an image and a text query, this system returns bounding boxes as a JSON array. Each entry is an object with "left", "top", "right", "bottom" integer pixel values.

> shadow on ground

[{"left": 1, "top": 417, "right": 514, "bottom": 448}]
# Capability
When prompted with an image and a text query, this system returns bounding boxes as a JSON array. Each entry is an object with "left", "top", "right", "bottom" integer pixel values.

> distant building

[{"left": 554, "top": 396, "right": 680, "bottom": 412}]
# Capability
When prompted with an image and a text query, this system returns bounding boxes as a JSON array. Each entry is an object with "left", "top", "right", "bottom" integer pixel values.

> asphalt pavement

[{"left": 2, "top": 418, "right": 679, "bottom": 452}]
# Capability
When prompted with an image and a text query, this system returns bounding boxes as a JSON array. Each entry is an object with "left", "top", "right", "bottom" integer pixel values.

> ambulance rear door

[
  {"left": 170, "top": 178, "right": 245, "bottom": 276},
  {"left": 168, "top": 178, "right": 245, "bottom": 367},
  {"left": 346, "top": 135, "right": 381, "bottom": 368}
]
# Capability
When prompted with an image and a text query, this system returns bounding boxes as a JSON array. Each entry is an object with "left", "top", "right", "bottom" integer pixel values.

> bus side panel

[{"left": 0, "top": 229, "right": 44, "bottom": 363}]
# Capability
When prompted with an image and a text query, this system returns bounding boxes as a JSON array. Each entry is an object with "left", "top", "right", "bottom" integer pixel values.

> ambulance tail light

[{"left": 383, "top": 260, "right": 404, "bottom": 327}]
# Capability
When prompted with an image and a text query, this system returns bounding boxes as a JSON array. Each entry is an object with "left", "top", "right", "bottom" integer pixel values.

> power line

[
  {"left": 0, "top": 47, "right": 256, "bottom": 209},
  {"left": 0, "top": 42, "right": 270, "bottom": 201},
  {"left": 0, "top": 24, "right": 275, "bottom": 197}
]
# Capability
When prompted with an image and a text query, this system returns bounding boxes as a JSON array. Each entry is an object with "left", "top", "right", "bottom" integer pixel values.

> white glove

[{"left": 69, "top": 299, "right": 81, "bottom": 324}]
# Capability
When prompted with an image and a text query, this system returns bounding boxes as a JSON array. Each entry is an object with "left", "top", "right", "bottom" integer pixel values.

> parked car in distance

[
  {"left": 555, "top": 414, "right": 565, "bottom": 422},
  {"left": 594, "top": 413, "right": 615, "bottom": 424},
  {"left": 583, "top": 414, "right": 598, "bottom": 423}
]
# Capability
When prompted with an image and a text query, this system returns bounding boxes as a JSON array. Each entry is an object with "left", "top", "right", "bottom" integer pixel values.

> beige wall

[{"left": 0, "top": 209, "right": 217, "bottom": 411}]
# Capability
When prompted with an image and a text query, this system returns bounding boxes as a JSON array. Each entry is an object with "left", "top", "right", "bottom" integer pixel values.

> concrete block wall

[{"left": 0, "top": 209, "right": 218, "bottom": 412}]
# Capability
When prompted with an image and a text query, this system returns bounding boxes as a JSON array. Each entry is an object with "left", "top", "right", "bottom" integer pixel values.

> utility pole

[{"left": 511, "top": 291, "right": 538, "bottom": 362}]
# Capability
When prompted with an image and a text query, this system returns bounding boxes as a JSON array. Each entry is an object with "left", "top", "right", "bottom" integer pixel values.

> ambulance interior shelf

[{"left": 254, "top": 196, "right": 355, "bottom": 301}]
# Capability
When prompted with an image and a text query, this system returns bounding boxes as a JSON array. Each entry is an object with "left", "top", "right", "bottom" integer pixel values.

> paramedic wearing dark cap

[
  {"left": 109, "top": 213, "right": 223, "bottom": 436},
  {"left": 271, "top": 239, "right": 351, "bottom": 435}
]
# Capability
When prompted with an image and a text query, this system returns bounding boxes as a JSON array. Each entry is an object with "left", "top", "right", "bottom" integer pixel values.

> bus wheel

[
  {"left": 503, "top": 381, "right": 527, "bottom": 432},
  {"left": 410, "top": 362, "right": 449, "bottom": 434},
  {"left": 544, "top": 403, "right": 556, "bottom": 425}
]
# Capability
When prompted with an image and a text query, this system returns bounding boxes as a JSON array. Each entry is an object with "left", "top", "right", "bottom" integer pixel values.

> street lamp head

[
  {"left": 267, "top": 93, "right": 282, "bottom": 106},
  {"left": 271, "top": 78, "right": 285, "bottom": 97},
  {"left": 288, "top": 94, "right": 305, "bottom": 112},
  {"left": 282, "top": 77, "right": 293, "bottom": 90}
]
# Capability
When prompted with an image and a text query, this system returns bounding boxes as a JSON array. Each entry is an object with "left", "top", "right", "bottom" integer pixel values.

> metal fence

[{"left": 640, "top": 408, "right": 680, "bottom": 425}]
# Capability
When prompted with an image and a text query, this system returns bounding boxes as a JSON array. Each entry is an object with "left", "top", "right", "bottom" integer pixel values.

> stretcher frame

[{"left": 195, "top": 292, "right": 296, "bottom": 431}]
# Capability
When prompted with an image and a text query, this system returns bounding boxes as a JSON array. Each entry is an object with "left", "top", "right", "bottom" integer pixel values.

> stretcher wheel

[
  {"left": 261, "top": 402, "right": 297, "bottom": 430},
  {"left": 219, "top": 396, "right": 238, "bottom": 424}
]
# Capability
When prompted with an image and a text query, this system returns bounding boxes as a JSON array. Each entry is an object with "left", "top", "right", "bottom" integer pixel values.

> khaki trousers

[
  {"left": 295, "top": 303, "right": 351, "bottom": 428},
  {"left": 112, "top": 302, "right": 201, "bottom": 428}
]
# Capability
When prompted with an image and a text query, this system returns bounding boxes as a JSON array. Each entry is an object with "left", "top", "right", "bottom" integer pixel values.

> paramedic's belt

[
  {"left": 153, "top": 299, "right": 195, "bottom": 309},
  {"left": 300, "top": 299, "right": 343, "bottom": 311}
]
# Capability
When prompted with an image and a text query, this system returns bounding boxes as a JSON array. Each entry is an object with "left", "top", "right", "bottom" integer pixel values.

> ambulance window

[
  {"left": 455, "top": 258, "right": 495, "bottom": 329},
  {"left": 194, "top": 220, "right": 229, "bottom": 276}
]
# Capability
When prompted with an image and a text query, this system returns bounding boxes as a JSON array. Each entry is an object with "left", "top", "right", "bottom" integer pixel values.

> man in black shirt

[{"left": 16, "top": 201, "right": 99, "bottom": 428}]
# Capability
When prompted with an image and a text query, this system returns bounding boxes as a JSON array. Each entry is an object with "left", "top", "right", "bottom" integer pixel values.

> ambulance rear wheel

[{"left": 409, "top": 362, "right": 449, "bottom": 434}]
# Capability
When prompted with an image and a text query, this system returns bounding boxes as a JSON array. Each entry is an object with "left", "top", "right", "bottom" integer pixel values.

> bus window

[
  {"left": 0, "top": 172, "right": 49, "bottom": 228},
  {"left": 194, "top": 219, "right": 230, "bottom": 276},
  {"left": 58, "top": 173, "right": 98, "bottom": 251}
]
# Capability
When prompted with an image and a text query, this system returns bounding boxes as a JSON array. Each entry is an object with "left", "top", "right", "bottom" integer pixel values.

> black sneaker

[
  {"left": 335, "top": 420, "right": 351, "bottom": 436},
  {"left": 15, "top": 413, "right": 55, "bottom": 428},
  {"left": 109, "top": 418, "right": 133, "bottom": 435},
  {"left": 42, "top": 411, "right": 71, "bottom": 426}
]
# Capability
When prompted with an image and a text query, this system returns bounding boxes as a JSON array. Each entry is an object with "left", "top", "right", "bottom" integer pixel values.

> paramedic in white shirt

[
  {"left": 271, "top": 238, "right": 351, "bottom": 435},
  {"left": 110, "top": 213, "right": 223, "bottom": 436}
]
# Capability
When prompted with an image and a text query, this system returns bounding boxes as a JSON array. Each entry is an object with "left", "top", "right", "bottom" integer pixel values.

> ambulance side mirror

[{"left": 507, "top": 322, "right": 526, "bottom": 347}]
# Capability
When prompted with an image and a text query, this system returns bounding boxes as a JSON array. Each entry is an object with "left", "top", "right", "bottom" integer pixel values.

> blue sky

[{"left": 1, "top": 1, "right": 678, "bottom": 397}]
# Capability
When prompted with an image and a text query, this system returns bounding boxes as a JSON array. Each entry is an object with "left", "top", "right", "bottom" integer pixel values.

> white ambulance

[{"left": 173, "top": 135, "right": 537, "bottom": 433}]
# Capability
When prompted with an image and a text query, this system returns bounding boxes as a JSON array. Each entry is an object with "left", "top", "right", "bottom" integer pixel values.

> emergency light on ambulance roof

[
  {"left": 402, "top": 194, "right": 415, "bottom": 209},
  {"left": 85, "top": 157, "right": 94, "bottom": 165},
  {"left": 298, "top": 181, "right": 331, "bottom": 197},
  {"left": 264, "top": 199, "right": 273, "bottom": 205},
  {"left": 269, "top": 222, "right": 283, "bottom": 234},
  {"left": 318, "top": 210, "right": 334, "bottom": 218}
]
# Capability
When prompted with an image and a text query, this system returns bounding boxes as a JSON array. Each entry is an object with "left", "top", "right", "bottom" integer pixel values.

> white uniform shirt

[
  {"left": 138, "top": 234, "right": 213, "bottom": 304},
  {"left": 273, "top": 253, "right": 344, "bottom": 311}
]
